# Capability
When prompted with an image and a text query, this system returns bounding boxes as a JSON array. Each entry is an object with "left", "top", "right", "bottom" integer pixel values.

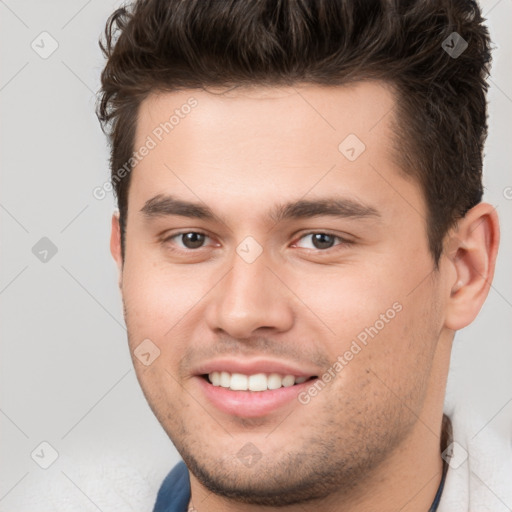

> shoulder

[
  {"left": 438, "top": 404, "right": 512, "bottom": 512},
  {"left": 153, "top": 461, "right": 191, "bottom": 512}
]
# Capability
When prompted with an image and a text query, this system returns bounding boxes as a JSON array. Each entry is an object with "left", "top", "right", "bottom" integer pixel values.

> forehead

[
  {"left": 135, "top": 81, "right": 398, "bottom": 153},
  {"left": 128, "top": 81, "right": 418, "bottom": 220}
]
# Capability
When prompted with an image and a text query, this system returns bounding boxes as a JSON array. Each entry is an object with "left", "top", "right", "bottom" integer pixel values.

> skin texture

[{"left": 110, "top": 81, "right": 499, "bottom": 511}]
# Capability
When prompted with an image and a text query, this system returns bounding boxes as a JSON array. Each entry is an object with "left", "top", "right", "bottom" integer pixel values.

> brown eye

[
  {"left": 311, "top": 233, "right": 336, "bottom": 249},
  {"left": 179, "top": 232, "right": 206, "bottom": 249},
  {"left": 296, "top": 233, "right": 342, "bottom": 250}
]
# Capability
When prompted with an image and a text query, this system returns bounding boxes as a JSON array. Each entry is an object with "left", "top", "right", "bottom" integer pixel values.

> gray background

[{"left": 1, "top": 1, "right": 511, "bottom": 510}]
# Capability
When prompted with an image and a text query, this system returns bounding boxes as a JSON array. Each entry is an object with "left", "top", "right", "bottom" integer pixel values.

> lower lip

[{"left": 195, "top": 376, "right": 317, "bottom": 418}]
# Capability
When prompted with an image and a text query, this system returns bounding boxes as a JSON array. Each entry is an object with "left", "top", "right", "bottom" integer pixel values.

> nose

[{"left": 204, "top": 249, "right": 295, "bottom": 339}]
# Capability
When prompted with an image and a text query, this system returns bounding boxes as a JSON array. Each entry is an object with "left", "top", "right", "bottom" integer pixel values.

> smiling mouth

[{"left": 201, "top": 372, "right": 317, "bottom": 392}]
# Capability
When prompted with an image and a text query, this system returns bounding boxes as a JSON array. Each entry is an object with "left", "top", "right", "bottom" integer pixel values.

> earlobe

[
  {"left": 110, "top": 212, "right": 123, "bottom": 289},
  {"left": 444, "top": 203, "right": 500, "bottom": 330}
]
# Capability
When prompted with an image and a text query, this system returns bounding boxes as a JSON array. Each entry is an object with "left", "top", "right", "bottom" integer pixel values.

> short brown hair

[{"left": 97, "top": 0, "right": 492, "bottom": 264}]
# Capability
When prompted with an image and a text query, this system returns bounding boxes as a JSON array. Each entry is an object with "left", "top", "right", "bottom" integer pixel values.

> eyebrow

[{"left": 140, "top": 194, "right": 381, "bottom": 224}]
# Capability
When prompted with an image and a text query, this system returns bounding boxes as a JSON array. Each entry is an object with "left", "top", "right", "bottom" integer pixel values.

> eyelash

[{"left": 162, "top": 230, "right": 352, "bottom": 253}]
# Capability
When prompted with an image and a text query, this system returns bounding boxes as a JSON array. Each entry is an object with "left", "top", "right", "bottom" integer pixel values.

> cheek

[
  {"left": 286, "top": 254, "right": 440, "bottom": 372},
  {"left": 121, "top": 253, "right": 208, "bottom": 340},
  {"left": 286, "top": 260, "right": 400, "bottom": 339}
]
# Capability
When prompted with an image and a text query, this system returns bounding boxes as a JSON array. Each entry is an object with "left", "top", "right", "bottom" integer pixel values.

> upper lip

[{"left": 194, "top": 358, "right": 319, "bottom": 378}]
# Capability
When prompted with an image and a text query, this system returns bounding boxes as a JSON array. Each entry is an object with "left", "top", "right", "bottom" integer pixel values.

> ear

[
  {"left": 444, "top": 202, "right": 500, "bottom": 331},
  {"left": 110, "top": 211, "right": 123, "bottom": 289}
]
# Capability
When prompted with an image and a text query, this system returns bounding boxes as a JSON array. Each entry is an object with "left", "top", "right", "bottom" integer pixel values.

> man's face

[{"left": 114, "top": 82, "right": 451, "bottom": 504}]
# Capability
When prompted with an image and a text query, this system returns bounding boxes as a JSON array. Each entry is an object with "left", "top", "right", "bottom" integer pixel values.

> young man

[{"left": 98, "top": 0, "right": 510, "bottom": 510}]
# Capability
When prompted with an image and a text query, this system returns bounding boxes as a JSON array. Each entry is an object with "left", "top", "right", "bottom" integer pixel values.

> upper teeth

[{"left": 208, "top": 371, "right": 309, "bottom": 391}]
